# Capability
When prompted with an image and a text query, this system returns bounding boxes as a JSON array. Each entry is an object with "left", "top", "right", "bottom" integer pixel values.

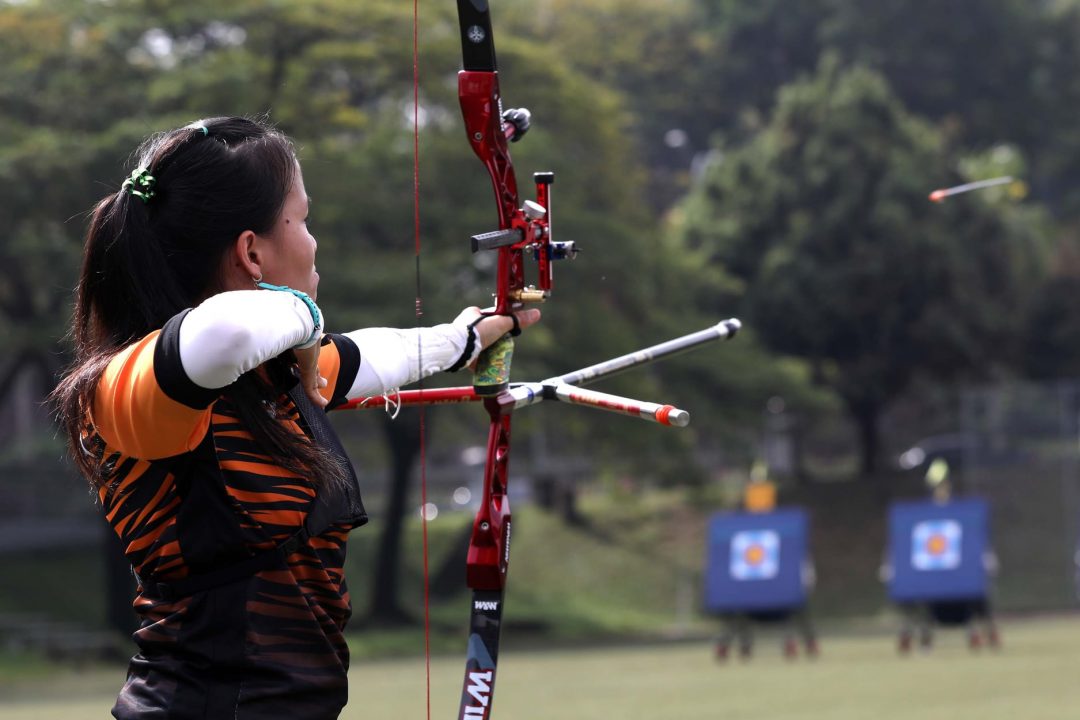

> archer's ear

[{"left": 222, "top": 230, "right": 263, "bottom": 289}]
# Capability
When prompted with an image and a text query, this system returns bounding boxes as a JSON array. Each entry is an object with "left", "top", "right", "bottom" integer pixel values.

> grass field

[{"left": 2, "top": 615, "right": 1079, "bottom": 719}]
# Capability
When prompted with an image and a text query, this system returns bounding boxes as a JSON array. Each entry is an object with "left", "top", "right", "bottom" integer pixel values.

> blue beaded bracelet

[{"left": 256, "top": 282, "right": 322, "bottom": 347}]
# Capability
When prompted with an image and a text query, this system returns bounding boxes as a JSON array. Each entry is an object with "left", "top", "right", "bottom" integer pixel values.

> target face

[
  {"left": 730, "top": 529, "right": 780, "bottom": 580},
  {"left": 911, "top": 519, "right": 962, "bottom": 571}
]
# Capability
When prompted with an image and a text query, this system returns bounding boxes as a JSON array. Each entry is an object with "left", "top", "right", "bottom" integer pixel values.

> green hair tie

[{"left": 122, "top": 167, "right": 156, "bottom": 204}]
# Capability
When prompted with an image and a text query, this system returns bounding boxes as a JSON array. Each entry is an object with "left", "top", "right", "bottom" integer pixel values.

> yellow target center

[
  {"left": 744, "top": 544, "right": 765, "bottom": 565},
  {"left": 927, "top": 534, "right": 947, "bottom": 555}
]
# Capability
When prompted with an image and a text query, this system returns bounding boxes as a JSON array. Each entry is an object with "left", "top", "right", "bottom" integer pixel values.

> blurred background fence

[{"left": 956, "top": 380, "right": 1080, "bottom": 611}]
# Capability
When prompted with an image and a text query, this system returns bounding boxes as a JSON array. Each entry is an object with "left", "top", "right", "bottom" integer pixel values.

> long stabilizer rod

[
  {"left": 552, "top": 318, "right": 740, "bottom": 388},
  {"left": 338, "top": 318, "right": 741, "bottom": 427}
]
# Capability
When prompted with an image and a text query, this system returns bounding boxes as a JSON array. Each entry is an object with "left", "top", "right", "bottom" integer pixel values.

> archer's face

[{"left": 258, "top": 163, "right": 319, "bottom": 299}]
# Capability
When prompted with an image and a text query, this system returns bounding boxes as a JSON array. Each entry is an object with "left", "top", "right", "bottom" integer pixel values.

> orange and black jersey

[{"left": 92, "top": 311, "right": 367, "bottom": 720}]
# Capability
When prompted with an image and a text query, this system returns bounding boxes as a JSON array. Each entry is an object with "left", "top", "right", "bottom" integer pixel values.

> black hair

[{"left": 53, "top": 116, "right": 343, "bottom": 487}]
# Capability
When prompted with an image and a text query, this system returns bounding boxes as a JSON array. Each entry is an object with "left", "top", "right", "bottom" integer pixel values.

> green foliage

[
  {"left": 5, "top": 0, "right": 1080, "bottom": 625},
  {"left": 1023, "top": 274, "right": 1080, "bottom": 379},
  {"left": 822, "top": 0, "right": 1044, "bottom": 148},
  {"left": 1028, "top": 2, "right": 1080, "bottom": 218},
  {"left": 676, "top": 58, "right": 1045, "bottom": 472}
]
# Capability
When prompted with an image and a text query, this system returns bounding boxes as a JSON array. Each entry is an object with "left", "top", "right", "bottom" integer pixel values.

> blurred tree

[
  {"left": 822, "top": 0, "right": 1080, "bottom": 225},
  {"left": 1024, "top": 275, "right": 1080, "bottom": 380},
  {"left": 511, "top": 0, "right": 830, "bottom": 211},
  {"left": 823, "top": 0, "right": 1044, "bottom": 149},
  {"left": 2, "top": 0, "right": 730, "bottom": 625},
  {"left": 674, "top": 59, "right": 1046, "bottom": 476},
  {"left": 1022, "top": 226, "right": 1080, "bottom": 381},
  {"left": 1027, "top": 2, "right": 1080, "bottom": 220},
  {"left": 517, "top": 0, "right": 1080, "bottom": 233}
]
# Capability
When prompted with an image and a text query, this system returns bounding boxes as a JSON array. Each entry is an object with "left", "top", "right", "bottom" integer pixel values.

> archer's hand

[
  {"left": 454, "top": 306, "right": 542, "bottom": 353},
  {"left": 294, "top": 343, "right": 329, "bottom": 409}
]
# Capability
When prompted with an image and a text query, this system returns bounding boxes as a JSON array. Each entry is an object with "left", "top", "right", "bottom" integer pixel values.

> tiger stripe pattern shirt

[{"left": 89, "top": 303, "right": 465, "bottom": 720}]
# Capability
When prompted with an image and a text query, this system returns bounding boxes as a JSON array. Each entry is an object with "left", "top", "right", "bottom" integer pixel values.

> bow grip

[{"left": 473, "top": 334, "right": 515, "bottom": 396}]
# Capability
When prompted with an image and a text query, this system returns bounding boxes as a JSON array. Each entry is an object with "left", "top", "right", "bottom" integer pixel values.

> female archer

[{"left": 52, "top": 115, "right": 538, "bottom": 719}]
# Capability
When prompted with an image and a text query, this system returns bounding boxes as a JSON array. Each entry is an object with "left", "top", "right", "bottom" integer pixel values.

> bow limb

[{"left": 455, "top": 2, "right": 525, "bottom": 718}]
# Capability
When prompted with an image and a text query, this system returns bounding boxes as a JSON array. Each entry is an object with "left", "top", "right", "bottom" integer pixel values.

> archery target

[
  {"left": 730, "top": 529, "right": 780, "bottom": 580},
  {"left": 911, "top": 519, "right": 962, "bottom": 571}
]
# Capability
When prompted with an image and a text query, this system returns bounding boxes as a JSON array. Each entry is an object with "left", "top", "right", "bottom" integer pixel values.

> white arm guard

[
  {"left": 343, "top": 323, "right": 474, "bottom": 398},
  {"left": 177, "top": 290, "right": 323, "bottom": 389}
]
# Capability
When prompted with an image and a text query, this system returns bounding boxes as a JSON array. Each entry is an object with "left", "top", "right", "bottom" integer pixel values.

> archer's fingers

[
  {"left": 304, "top": 375, "right": 329, "bottom": 409},
  {"left": 475, "top": 309, "right": 541, "bottom": 349},
  {"left": 511, "top": 308, "right": 541, "bottom": 332}
]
